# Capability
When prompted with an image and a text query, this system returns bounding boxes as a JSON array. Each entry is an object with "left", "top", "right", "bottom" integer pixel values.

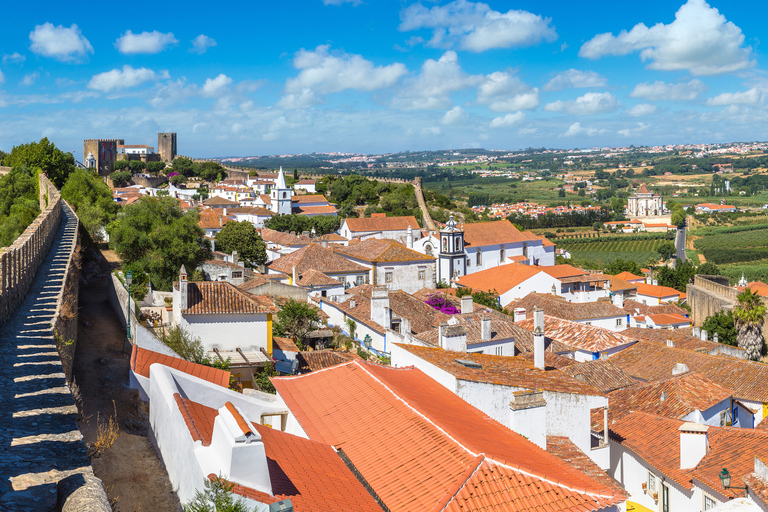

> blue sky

[{"left": 1, "top": 0, "right": 767, "bottom": 159}]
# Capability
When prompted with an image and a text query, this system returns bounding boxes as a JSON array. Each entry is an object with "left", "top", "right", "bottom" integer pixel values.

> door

[{"left": 662, "top": 484, "right": 669, "bottom": 512}]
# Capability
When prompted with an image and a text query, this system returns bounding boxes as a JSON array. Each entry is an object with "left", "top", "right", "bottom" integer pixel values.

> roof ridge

[{"left": 431, "top": 454, "right": 485, "bottom": 512}]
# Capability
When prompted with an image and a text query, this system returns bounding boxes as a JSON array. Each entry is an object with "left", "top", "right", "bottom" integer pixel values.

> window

[
  {"left": 704, "top": 495, "right": 718, "bottom": 511},
  {"left": 500, "top": 245, "right": 505, "bottom": 261},
  {"left": 418, "top": 270, "right": 425, "bottom": 280},
  {"left": 232, "top": 271, "right": 242, "bottom": 279},
  {"left": 385, "top": 272, "right": 393, "bottom": 283},
  {"left": 456, "top": 238, "right": 462, "bottom": 251},
  {"left": 495, "top": 346, "right": 503, "bottom": 356},
  {"left": 720, "top": 409, "right": 732, "bottom": 426},
  {"left": 442, "top": 237, "right": 448, "bottom": 252},
  {"left": 467, "top": 258, "right": 471, "bottom": 267},
  {"left": 219, "top": 274, "right": 228, "bottom": 281},
  {"left": 476, "top": 249, "right": 482, "bottom": 266},
  {"left": 425, "top": 244, "right": 433, "bottom": 256},
  {"left": 321, "top": 290, "right": 327, "bottom": 297},
  {"left": 585, "top": 321, "right": 592, "bottom": 326},
  {"left": 647, "top": 471, "right": 656, "bottom": 494},
  {"left": 616, "top": 318, "right": 622, "bottom": 327},
  {"left": 356, "top": 275, "right": 364, "bottom": 285}
]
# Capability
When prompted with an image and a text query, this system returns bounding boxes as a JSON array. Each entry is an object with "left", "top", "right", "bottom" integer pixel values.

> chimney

[
  {"left": 232, "top": 251, "right": 238, "bottom": 266},
  {"left": 223, "top": 207, "right": 227, "bottom": 216},
  {"left": 533, "top": 307, "right": 545, "bottom": 370},
  {"left": 653, "top": 280, "right": 658, "bottom": 286},
  {"left": 211, "top": 238, "right": 216, "bottom": 252},
  {"left": 350, "top": 299, "right": 356, "bottom": 308},
  {"left": 179, "top": 265, "right": 188, "bottom": 310},
  {"left": 509, "top": 390, "right": 547, "bottom": 449},
  {"left": 407, "top": 226, "right": 413, "bottom": 249},
  {"left": 646, "top": 277, "right": 651, "bottom": 284},
  {"left": 461, "top": 295, "right": 473, "bottom": 314},
  {"left": 321, "top": 240, "right": 328, "bottom": 248},
  {"left": 513, "top": 308, "right": 526, "bottom": 322},
  {"left": 666, "top": 339, "right": 674, "bottom": 347},
  {"left": 714, "top": 332, "right": 719, "bottom": 344},
  {"left": 672, "top": 362, "right": 689, "bottom": 375},
  {"left": 292, "top": 265, "right": 298, "bottom": 285},
  {"left": 481, "top": 316, "right": 492, "bottom": 342},
  {"left": 440, "top": 324, "right": 467, "bottom": 352},
  {"left": 210, "top": 403, "right": 272, "bottom": 495},
  {"left": 371, "top": 286, "right": 391, "bottom": 331},
  {"left": 701, "top": 329, "right": 708, "bottom": 341},
  {"left": 612, "top": 292, "right": 624, "bottom": 308},
  {"left": 679, "top": 423, "right": 709, "bottom": 469},
  {"left": 438, "top": 322, "right": 447, "bottom": 344},
  {"left": 219, "top": 215, "right": 223, "bottom": 227},
  {"left": 692, "top": 326, "right": 700, "bottom": 338}
]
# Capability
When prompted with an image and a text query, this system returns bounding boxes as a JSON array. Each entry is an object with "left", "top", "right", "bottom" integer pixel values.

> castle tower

[
  {"left": 438, "top": 216, "right": 466, "bottom": 284},
  {"left": 83, "top": 139, "right": 124, "bottom": 176},
  {"left": 270, "top": 167, "right": 293, "bottom": 215},
  {"left": 157, "top": 133, "right": 177, "bottom": 162}
]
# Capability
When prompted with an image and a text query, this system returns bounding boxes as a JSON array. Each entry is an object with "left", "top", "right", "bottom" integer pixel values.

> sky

[{"left": 1, "top": 0, "right": 768, "bottom": 159}]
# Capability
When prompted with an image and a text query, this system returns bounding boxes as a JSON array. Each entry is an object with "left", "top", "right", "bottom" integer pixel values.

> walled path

[{"left": 0, "top": 203, "right": 106, "bottom": 510}]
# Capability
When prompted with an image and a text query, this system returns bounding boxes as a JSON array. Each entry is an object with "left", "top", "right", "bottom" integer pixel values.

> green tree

[
  {"left": 671, "top": 205, "right": 686, "bottom": 226},
  {"left": 273, "top": 299, "right": 321, "bottom": 348},
  {"left": 62, "top": 168, "right": 120, "bottom": 242},
  {"left": 184, "top": 475, "right": 253, "bottom": 512},
  {"left": 697, "top": 262, "right": 721, "bottom": 276},
  {"left": 170, "top": 174, "right": 188, "bottom": 186},
  {"left": 107, "top": 196, "right": 212, "bottom": 289},
  {"left": 113, "top": 160, "right": 130, "bottom": 171},
  {"left": 702, "top": 310, "right": 737, "bottom": 346},
  {"left": 733, "top": 288, "right": 767, "bottom": 361},
  {"left": 197, "top": 161, "right": 228, "bottom": 181},
  {"left": 171, "top": 156, "right": 196, "bottom": 177},
  {"left": 254, "top": 361, "right": 278, "bottom": 394},
  {"left": 129, "top": 160, "right": 146, "bottom": 173},
  {"left": 146, "top": 161, "right": 167, "bottom": 174},
  {"left": 6, "top": 137, "right": 75, "bottom": 188},
  {"left": 109, "top": 170, "right": 132, "bottom": 187},
  {"left": 605, "top": 259, "right": 643, "bottom": 276},
  {"left": 0, "top": 167, "right": 40, "bottom": 247},
  {"left": 346, "top": 318, "right": 357, "bottom": 340},
  {"left": 657, "top": 241, "right": 676, "bottom": 261},
  {"left": 214, "top": 221, "right": 267, "bottom": 268}
]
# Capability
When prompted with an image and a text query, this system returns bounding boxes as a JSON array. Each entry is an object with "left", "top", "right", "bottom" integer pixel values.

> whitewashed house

[
  {"left": 339, "top": 214, "right": 422, "bottom": 243},
  {"left": 510, "top": 292, "right": 628, "bottom": 332}
]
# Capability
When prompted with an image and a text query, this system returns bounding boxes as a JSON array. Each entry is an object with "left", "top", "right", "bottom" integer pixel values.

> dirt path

[
  {"left": 74, "top": 250, "right": 180, "bottom": 512},
  {"left": 698, "top": 253, "right": 707, "bottom": 264}
]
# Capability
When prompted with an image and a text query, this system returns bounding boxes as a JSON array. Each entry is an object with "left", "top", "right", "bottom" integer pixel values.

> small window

[
  {"left": 467, "top": 258, "right": 471, "bottom": 267},
  {"left": 232, "top": 271, "right": 243, "bottom": 279},
  {"left": 425, "top": 244, "right": 433, "bottom": 256},
  {"left": 616, "top": 318, "right": 623, "bottom": 327},
  {"left": 385, "top": 272, "right": 393, "bottom": 283},
  {"left": 321, "top": 290, "right": 327, "bottom": 297},
  {"left": 704, "top": 495, "right": 718, "bottom": 511},
  {"left": 418, "top": 270, "right": 425, "bottom": 280},
  {"left": 219, "top": 274, "right": 228, "bottom": 281},
  {"left": 500, "top": 245, "right": 505, "bottom": 261},
  {"left": 585, "top": 321, "right": 592, "bottom": 326},
  {"left": 442, "top": 237, "right": 448, "bottom": 252},
  {"left": 356, "top": 275, "right": 364, "bottom": 285},
  {"left": 647, "top": 471, "right": 656, "bottom": 494},
  {"left": 476, "top": 249, "right": 482, "bottom": 266},
  {"left": 495, "top": 346, "right": 503, "bottom": 356}
]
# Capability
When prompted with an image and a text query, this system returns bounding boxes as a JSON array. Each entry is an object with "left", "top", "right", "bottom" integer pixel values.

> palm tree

[{"left": 734, "top": 288, "right": 767, "bottom": 361}]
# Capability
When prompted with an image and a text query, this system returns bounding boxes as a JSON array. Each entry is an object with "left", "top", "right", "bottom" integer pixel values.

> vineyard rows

[{"left": 559, "top": 239, "right": 665, "bottom": 253}]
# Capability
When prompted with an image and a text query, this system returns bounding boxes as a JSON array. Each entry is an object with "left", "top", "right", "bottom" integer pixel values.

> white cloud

[
  {"left": 3, "top": 53, "right": 25, "bottom": 64},
  {"left": 490, "top": 112, "right": 526, "bottom": 128},
  {"left": 399, "top": 0, "right": 556, "bottom": 52},
  {"left": 280, "top": 45, "right": 407, "bottom": 108},
  {"left": 579, "top": 0, "right": 754, "bottom": 75},
  {"left": 618, "top": 122, "right": 651, "bottom": 137},
  {"left": 115, "top": 30, "right": 178, "bottom": 54},
  {"left": 476, "top": 71, "right": 539, "bottom": 112},
  {"left": 629, "top": 79, "right": 707, "bottom": 100},
  {"left": 706, "top": 88, "right": 764, "bottom": 107},
  {"left": 190, "top": 34, "right": 217, "bottom": 54},
  {"left": 29, "top": 23, "right": 93, "bottom": 62},
  {"left": 394, "top": 51, "right": 481, "bottom": 110},
  {"left": 323, "top": 0, "right": 361, "bottom": 5},
  {"left": 627, "top": 103, "right": 659, "bottom": 116},
  {"left": 21, "top": 73, "right": 39, "bottom": 86},
  {"left": 202, "top": 74, "right": 233, "bottom": 97},
  {"left": 421, "top": 126, "right": 442, "bottom": 136},
  {"left": 542, "top": 69, "right": 607, "bottom": 91},
  {"left": 561, "top": 122, "right": 607, "bottom": 137},
  {"left": 0, "top": 69, "right": 4, "bottom": 85},
  {"left": 442, "top": 106, "right": 467, "bottom": 125},
  {"left": 88, "top": 65, "right": 166, "bottom": 92},
  {"left": 544, "top": 92, "right": 619, "bottom": 115}
]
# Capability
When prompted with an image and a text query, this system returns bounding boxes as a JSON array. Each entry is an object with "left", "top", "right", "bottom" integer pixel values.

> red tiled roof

[
  {"left": 334, "top": 238, "right": 433, "bottom": 263},
  {"left": 291, "top": 194, "right": 329, "bottom": 204},
  {"left": 516, "top": 315, "right": 636, "bottom": 353},
  {"left": 562, "top": 359, "right": 638, "bottom": 393},
  {"left": 296, "top": 349, "right": 360, "bottom": 372},
  {"left": 203, "top": 196, "right": 240, "bottom": 206},
  {"left": 620, "top": 326, "right": 725, "bottom": 353},
  {"left": 175, "top": 394, "right": 217, "bottom": 446},
  {"left": 546, "top": 436, "right": 630, "bottom": 499},
  {"left": 344, "top": 215, "right": 419, "bottom": 233},
  {"left": 294, "top": 269, "right": 341, "bottom": 287},
  {"left": 269, "top": 243, "right": 368, "bottom": 275},
  {"left": 647, "top": 313, "right": 690, "bottom": 326},
  {"left": 610, "top": 276, "right": 637, "bottom": 292},
  {"left": 183, "top": 281, "right": 277, "bottom": 314},
  {"left": 636, "top": 282, "right": 681, "bottom": 299},
  {"left": 292, "top": 204, "right": 338, "bottom": 215},
  {"left": 258, "top": 227, "right": 309, "bottom": 247},
  {"left": 273, "top": 361, "right": 625, "bottom": 512},
  {"left": 198, "top": 209, "right": 233, "bottom": 230},
  {"left": 622, "top": 299, "right": 688, "bottom": 318},
  {"left": 455, "top": 263, "right": 541, "bottom": 295},
  {"left": 272, "top": 336, "right": 300, "bottom": 352},
  {"left": 509, "top": 292, "right": 626, "bottom": 322},
  {"left": 539, "top": 264, "right": 589, "bottom": 279},
  {"left": 461, "top": 220, "right": 532, "bottom": 246},
  {"left": 131, "top": 345, "right": 230, "bottom": 388}
]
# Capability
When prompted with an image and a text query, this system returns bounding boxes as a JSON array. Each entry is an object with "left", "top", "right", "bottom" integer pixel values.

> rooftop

[
  {"left": 510, "top": 292, "right": 626, "bottom": 321},
  {"left": 290, "top": 194, "right": 329, "bottom": 204},
  {"left": 181, "top": 281, "right": 277, "bottom": 315},
  {"left": 202, "top": 196, "right": 240, "bottom": 206},
  {"left": 455, "top": 263, "right": 541, "bottom": 294},
  {"left": 131, "top": 346, "right": 230, "bottom": 388},
  {"left": 334, "top": 238, "right": 433, "bottom": 263},
  {"left": 622, "top": 299, "right": 689, "bottom": 318},
  {"left": 562, "top": 359, "right": 638, "bottom": 393},
  {"left": 517, "top": 314, "right": 636, "bottom": 353},
  {"left": 258, "top": 227, "right": 310, "bottom": 247},
  {"left": 461, "top": 220, "right": 535, "bottom": 246},
  {"left": 296, "top": 349, "right": 360, "bottom": 373},
  {"left": 635, "top": 282, "right": 681, "bottom": 298},
  {"left": 343, "top": 215, "right": 420, "bottom": 233},
  {"left": 268, "top": 243, "right": 369, "bottom": 276}
]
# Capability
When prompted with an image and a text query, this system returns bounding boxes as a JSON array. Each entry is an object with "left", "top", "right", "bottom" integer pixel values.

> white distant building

[{"left": 627, "top": 184, "right": 663, "bottom": 217}]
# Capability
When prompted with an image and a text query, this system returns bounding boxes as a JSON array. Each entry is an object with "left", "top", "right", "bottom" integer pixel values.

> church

[{"left": 626, "top": 183, "right": 663, "bottom": 217}]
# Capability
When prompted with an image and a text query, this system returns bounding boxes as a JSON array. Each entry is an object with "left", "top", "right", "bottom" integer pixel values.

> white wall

[
  {"left": 377, "top": 261, "right": 436, "bottom": 295},
  {"left": 319, "top": 299, "right": 386, "bottom": 351},
  {"left": 390, "top": 343, "right": 459, "bottom": 390},
  {"left": 179, "top": 313, "right": 269, "bottom": 352},
  {"left": 497, "top": 272, "right": 560, "bottom": 307}
]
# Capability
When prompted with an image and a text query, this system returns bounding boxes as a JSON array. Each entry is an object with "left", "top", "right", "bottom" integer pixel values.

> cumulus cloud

[
  {"left": 21, "top": 73, "right": 39, "bottom": 86},
  {"left": 706, "top": 88, "right": 764, "bottom": 107},
  {"left": 629, "top": 79, "right": 707, "bottom": 101},
  {"left": 29, "top": 23, "right": 93, "bottom": 62},
  {"left": 618, "top": 122, "right": 651, "bottom": 137},
  {"left": 3, "top": 53, "right": 25, "bottom": 64},
  {"left": 562, "top": 122, "right": 608, "bottom": 137},
  {"left": 88, "top": 65, "right": 167, "bottom": 92},
  {"left": 421, "top": 126, "right": 442, "bottom": 136},
  {"left": 490, "top": 112, "right": 526, "bottom": 128},
  {"left": 627, "top": 103, "right": 658, "bottom": 116},
  {"left": 544, "top": 92, "right": 619, "bottom": 115},
  {"left": 542, "top": 69, "right": 607, "bottom": 91},
  {"left": 579, "top": 0, "right": 754, "bottom": 75},
  {"left": 202, "top": 74, "right": 233, "bottom": 97},
  {"left": 442, "top": 106, "right": 467, "bottom": 125},
  {"left": 393, "top": 51, "right": 481, "bottom": 110},
  {"left": 115, "top": 30, "right": 178, "bottom": 54},
  {"left": 476, "top": 71, "right": 539, "bottom": 112},
  {"left": 280, "top": 45, "right": 407, "bottom": 108},
  {"left": 190, "top": 34, "right": 217, "bottom": 54},
  {"left": 399, "top": 0, "right": 556, "bottom": 52}
]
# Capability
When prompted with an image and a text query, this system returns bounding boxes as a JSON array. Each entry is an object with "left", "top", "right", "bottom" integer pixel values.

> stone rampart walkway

[{"left": 0, "top": 203, "right": 102, "bottom": 511}]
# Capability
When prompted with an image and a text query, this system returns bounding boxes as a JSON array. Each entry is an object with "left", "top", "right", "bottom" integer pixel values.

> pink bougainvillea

[{"left": 425, "top": 293, "right": 459, "bottom": 315}]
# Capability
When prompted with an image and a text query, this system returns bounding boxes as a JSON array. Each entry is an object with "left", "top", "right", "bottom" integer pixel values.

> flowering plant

[
  {"left": 168, "top": 172, "right": 179, "bottom": 178},
  {"left": 425, "top": 293, "right": 459, "bottom": 315}
]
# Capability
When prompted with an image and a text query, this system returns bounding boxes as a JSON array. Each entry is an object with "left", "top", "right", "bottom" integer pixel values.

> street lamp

[
  {"left": 719, "top": 468, "right": 748, "bottom": 497},
  {"left": 125, "top": 271, "right": 133, "bottom": 344},
  {"left": 363, "top": 334, "right": 372, "bottom": 349}
]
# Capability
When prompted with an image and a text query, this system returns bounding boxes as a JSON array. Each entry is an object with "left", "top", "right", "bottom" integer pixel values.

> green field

[
  {"left": 693, "top": 224, "right": 768, "bottom": 264},
  {"left": 720, "top": 260, "right": 768, "bottom": 285},
  {"left": 557, "top": 237, "right": 667, "bottom": 267}
]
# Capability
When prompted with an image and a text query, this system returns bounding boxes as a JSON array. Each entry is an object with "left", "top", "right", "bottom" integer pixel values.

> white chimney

[
  {"left": 350, "top": 299, "right": 356, "bottom": 309},
  {"left": 646, "top": 277, "right": 651, "bottom": 284},
  {"left": 371, "top": 286, "right": 391, "bottom": 331},
  {"left": 407, "top": 226, "right": 413, "bottom": 249},
  {"left": 666, "top": 339, "right": 674, "bottom": 347},
  {"left": 533, "top": 307, "right": 545, "bottom": 370},
  {"left": 232, "top": 251, "right": 238, "bottom": 266},
  {"left": 223, "top": 207, "right": 227, "bottom": 216},
  {"left": 513, "top": 308, "right": 526, "bottom": 322},
  {"left": 481, "top": 316, "right": 492, "bottom": 342},
  {"left": 210, "top": 402, "right": 272, "bottom": 495},
  {"left": 679, "top": 423, "right": 709, "bottom": 469},
  {"left": 672, "top": 362, "right": 689, "bottom": 375},
  {"left": 461, "top": 295, "right": 473, "bottom": 314},
  {"left": 692, "top": 327, "right": 700, "bottom": 338},
  {"left": 714, "top": 332, "right": 719, "bottom": 344},
  {"left": 509, "top": 390, "right": 547, "bottom": 450},
  {"left": 179, "top": 265, "right": 188, "bottom": 310},
  {"left": 292, "top": 265, "right": 298, "bottom": 285},
  {"left": 701, "top": 329, "right": 708, "bottom": 341},
  {"left": 440, "top": 324, "right": 467, "bottom": 352},
  {"left": 653, "top": 280, "right": 658, "bottom": 286},
  {"left": 612, "top": 292, "right": 624, "bottom": 308},
  {"left": 321, "top": 240, "right": 328, "bottom": 248}
]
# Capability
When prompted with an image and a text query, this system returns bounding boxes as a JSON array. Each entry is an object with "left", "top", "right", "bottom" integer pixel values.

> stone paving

[{"left": 0, "top": 203, "right": 107, "bottom": 511}]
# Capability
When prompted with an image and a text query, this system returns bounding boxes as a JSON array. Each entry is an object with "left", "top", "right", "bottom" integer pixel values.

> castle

[{"left": 83, "top": 132, "right": 177, "bottom": 176}]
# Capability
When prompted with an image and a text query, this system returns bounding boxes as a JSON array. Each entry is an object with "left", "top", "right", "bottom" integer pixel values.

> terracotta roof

[
  {"left": 622, "top": 299, "right": 689, "bottom": 317},
  {"left": 415, "top": 310, "right": 531, "bottom": 348},
  {"left": 269, "top": 243, "right": 369, "bottom": 276},
  {"left": 175, "top": 394, "right": 217, "bottom": 446},
  {"left": 546, "top": 436, "right": 630, "bottom": 499},
  {"left": 272, "top": 336, "right": 300, "bottom": 352},
  {"left": 395, "top": 344, "right": 603, "bottom": 395},
  {"left": 343, "top": 215, "right": 420, "bottom": 233},
  {"left": 509, "top": 292, "right": 626, "bottom": 322},
  {"left": 317, "top": 233, "right": 347, "bottom": 242},
  {"left": 562, "top": 359, "right": 638, "bottom": 393},
  {"left": 455, "top": 263, "right": 541, "bottom": 296},
  {"left": 183, "top": 281, "right": 277, "bottom": 314},
  {"left": 198, "top": 209, "right": 233, "bottom": 230},
  {"left": 610, "top": 342, "right": 768, "bottom": 402},
  {"left": 461, "top": 220, "right": 532, "bottom": 246},
  {"left": 236, "top": 274, "right": 281, "bottom": 291},
  {"left": 291, "top": 194, "right": 329, "bottom": 204},
  {"left": 610, "top": 276, "right": 637, "bottom": 292},
  {"left": 131, "top": 345, "right": 230, "bottom": 388},
  {"left": 516, "top": 315, "right": 636, "bottom": 353},
  {"left": 540, "top": 264, "right": 589, "bottom": 279},
  {"left": 293, "top": 205, "right": 339, "bottom": 215},
  {"left": 334, "top": 238, "right": 434, "bottom": 263},
  {"left": 296, "top": 179, "right": 316, "bottom": 185},
  {"left": 647, "top": 313, "right": 691, "bottom": 326},
  {"left": 296, "top": 349, "right": 360, "bottom": 372},
  {"left": 202, "top": 196, "right": 240, "bottom": 206},
  {"left": 518, "top": 349, "right": 577, "bottom": 370},
  {"left": 258, "top": 227, "right": 310, "bottom": 247},
  {"left": 226, "top": 206, "right": 274, "bottom": 216},
  {"left": 638, "top": 183, "right": 650, "bottom": 194},
  {"left": 273, "top": 361, "right": 625, "bottom": 512},
  {"left": 294, "top": 268, "right": 341, "bottom": 287},
  {"left": 635, "top": 282, "right": 681, "bottom": 298}
]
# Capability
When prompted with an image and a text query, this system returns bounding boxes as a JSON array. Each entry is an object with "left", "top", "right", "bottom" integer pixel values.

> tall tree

[
  {"left": 733, "top": 288, "right": 767, "bottom": 361},
  {"left": 273, "top": 299, "right": 321, "bottom": 347},
  {"left": 214, "top": 221, "right": 267, "bottom": 268},
  {"left": 62, "top": 168, "right": 119, "bottom": 242},
  {"left": 6, "top": 138, "right": 75, "bottom": 188}
]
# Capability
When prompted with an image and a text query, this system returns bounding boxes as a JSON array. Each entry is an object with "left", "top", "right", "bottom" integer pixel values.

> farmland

[
  {"left": 692, "top": 224, "right": 768, "bottom": 265},
  {"left": 556, "top": 234, "right": 668, "bottom": 267}
]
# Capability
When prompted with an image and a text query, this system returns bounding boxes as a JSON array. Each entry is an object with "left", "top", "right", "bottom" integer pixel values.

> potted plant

[
  {"left": 164, "top": 297, "right": 173, "bottom": 311},
  {"left": 652, "top": 492, "right": 658, "bottom": 503},
  {"left": 642, "top": 482, "right": 647, "bottom": 493}
]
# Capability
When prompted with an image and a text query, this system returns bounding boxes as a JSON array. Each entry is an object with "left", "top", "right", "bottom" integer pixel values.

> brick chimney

[
  {"left": 481, "top": 316, "right": 491, "bottom": 342},
  {"left": 533, "top": 307, "right": 545, "bottom": 370},
  {"left": 461, "top": 295, "right": 473, "bottom": 314},
  {"left": 679, "top": 423, "right": 709, "bottom": 469},
  {"left": 513, "top": 308, "right": 526, "bottom": 322},
  {"left": 509, "top": 390, "right": 547, "bottom": 449}
]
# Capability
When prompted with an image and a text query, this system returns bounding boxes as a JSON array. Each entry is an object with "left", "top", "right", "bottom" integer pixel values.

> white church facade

[{"left": 627, "top": 184, "right": 663, "bottom": 217}]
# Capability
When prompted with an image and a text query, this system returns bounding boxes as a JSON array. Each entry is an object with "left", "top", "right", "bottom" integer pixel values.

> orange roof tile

[
  {"left": 183, "top": 281, "right": 277, "bottom": 314},
  {"left": 344, "top": 215, "right": 420, "bottom": 233},
  {"left": 635, "top": 282, "right": 681, "bottom": 298},
  {"left": 614, "top": 271, "right": 644, "bottom": 282},
  {"left": 539, "top": 264, "right": 589, "bottom": 279},
  {"left": 562, "top": 359, "right": 638, "bottom": 393},
  {"left": 510, "top": 292, "right": 625, "bottom": 322},
  {"left": 461, "top": 220, "right": 532, "bottom": 246},
  {"left": 269, "top": 243, "right": 368, "bottom": 276},
  {"left": 292, "top": 204, "right": 338, "bottom": 215},
  {"left": 272, "top": 336, "right": 300, "bottom": 352},
  {"left": 131, "top": 345, "right": 230, "bottom": 388},
  {"left": 455, "top": 263, "right": 541, "bottom": 295},
  {"left": 334, "top": 238, "right": 434, "bottom": 263},
  {"left": 516, "top": 315, "right": 636, "bottom": 353},
  {"left": 273, "top": 361, "right": 625, "bottom": 512},
  {"left": 291, "top": 194, "right": 329, "bottom": 204},
  {"left": 647, "top": 313, "right": 691, "bottom": 326}
]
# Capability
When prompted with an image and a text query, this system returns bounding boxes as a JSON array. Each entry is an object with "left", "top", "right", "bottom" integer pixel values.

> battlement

[{"left": 83, "top": 138, "right": 125, "bottom": 143}]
